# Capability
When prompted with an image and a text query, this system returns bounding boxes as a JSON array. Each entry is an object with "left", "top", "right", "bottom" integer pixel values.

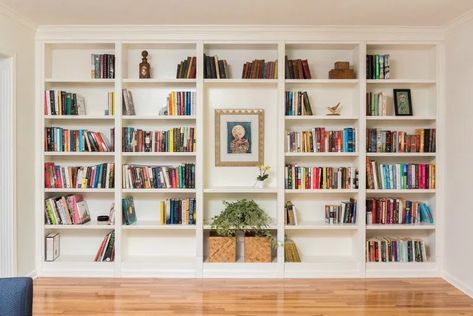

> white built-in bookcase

[{"left": 36, "top": 37, "right": 441, "bottom": 278}]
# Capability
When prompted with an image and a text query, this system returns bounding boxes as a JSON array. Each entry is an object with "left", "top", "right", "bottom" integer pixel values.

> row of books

[
  {"left": 366, "top": 198, "right": 433, "bottom": 225},
  {"left": 165, "top": 91, "right": 196, "bottom": 116},
  {"left": 44, "top": 162, "right": 115, "bottom": 189},
  {"left": 366, "top": 159, "right": 436, "bottom": 190},
  {"left": 44, "top": 90, "right": 86, "bottom": 116},
  {"left": 176, "top": 56, "right": 197, "bottom": 79},
  {"left": 285, "top": 57, "right": 312, "bottom": 79},
  {"left": 159, "top": 198, "right": 196, "bottom": 225},
  {"left": 366, "top": 128, "right": 436, "bottom": 153},
  {"left": 366, "top": 92, "right": 388, "bottom": 116},
  {"left": 366, "top": 54, "right": 390, "bottom": 80},
  {"left": 204, "top": 54, "right": 229, "bottom": 79},
  {"left": 285, "top": 164, "right": 359, "bottom": 190},
  {"left": 286, "top": 128, "right": 356, "bottom": 153},
  {"left": 122, "top": 127, "right": 196, "bottom": 153},
  {"left": 122, "top": 89, "right": 136, "bottom": 116},
  {"left": 285, "top": 91, "right": 313, "bottom": 116},
  {"left": 325, "top": 199, "right": 357, "bottom": 224},
  {"left": 241, "top": 59, "right": 278, "bottom": 79},
  {"left": 121, "top": 196, "right": 197, "bottom": 225},
  {"left": 95, "top": 231, "right": 115, "bottom": 262},
  {"left": 44, "top": 127, "right": 114, "bottom": 152},
  {"left": 366, "top": 238, "right": 426, "bottom": 262},
  {"left": 122, "top": 164, "right": 195, "bottom": 189},
  {"left": 44, "top": 194, "right": 91, "bottom": 225},
  {"left": 91, "top": 54, "right": 115, "bottom": 79}
]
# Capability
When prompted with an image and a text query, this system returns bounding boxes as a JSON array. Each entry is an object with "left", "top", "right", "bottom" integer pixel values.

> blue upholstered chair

[{"left": 0, "top": 277, "right": 33, "bottom": 316}]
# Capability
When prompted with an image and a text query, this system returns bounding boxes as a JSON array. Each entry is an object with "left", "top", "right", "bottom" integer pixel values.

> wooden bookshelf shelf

[
  {"left": 367, "top": 79, "right": 436, "bottom": 85},
  {"left": 285, "top": 79, "right": 359, "bottom": 85},
  {"left": 122, "top": 115, "right": 196, "bottom": 121},
  {"left": 44, "top": 115, "right": 115, "bottom": 120},
  {"left": 285, "top": 152, "right": 358, "bottom": 157},
  {"left": 366, "top": 152, "right": 436, "bottom": 157},
  {"left": 121, "top": 189, "right": 197, "bottom": 193},
  {"left": 285, "top": 116, "right": 359, "bottom": 121},
  {"left": 122, "top": 152, "right": 196, "bottom": 157},
  {"left": 285, "top": 189, "right": 359, "bottom": 194},
  {"left": 366, "top": 224, "right": 436, "bottom": 230},
  {"left": 45, "top": 78, "right": 115, "bottom": 84}
]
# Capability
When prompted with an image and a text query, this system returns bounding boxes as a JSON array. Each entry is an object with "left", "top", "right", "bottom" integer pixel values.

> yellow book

[{"left": 159, "top": 201, "right": 165, "bottom": 225}]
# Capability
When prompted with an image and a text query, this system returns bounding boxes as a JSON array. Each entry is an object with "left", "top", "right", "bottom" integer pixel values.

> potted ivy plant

[{"left": 209, "top": 199, "right": 273, "bottom": 263}]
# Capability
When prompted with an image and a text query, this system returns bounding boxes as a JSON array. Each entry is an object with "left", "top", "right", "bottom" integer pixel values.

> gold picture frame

[{"left": 215, "top": 109, "right": 264, "bottom": 167}]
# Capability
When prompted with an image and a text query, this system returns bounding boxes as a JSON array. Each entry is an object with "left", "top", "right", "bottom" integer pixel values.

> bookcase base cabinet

[
  {"left": 244, "top": 236, "right": 272, "bottom": 263},
  {"left": 208, "top": 236, "right": 237, "bottom": 263}
]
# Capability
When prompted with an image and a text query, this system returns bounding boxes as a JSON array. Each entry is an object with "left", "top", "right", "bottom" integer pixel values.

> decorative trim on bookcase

[
  {"left": 0, "top": 55, "right": 17, "bottom": 277},
  {"left": 443, "top": 272, "right": 473, "bottom": 299},
  {"left": 35, "top": 25, "right": 445, "bottom": 42}
]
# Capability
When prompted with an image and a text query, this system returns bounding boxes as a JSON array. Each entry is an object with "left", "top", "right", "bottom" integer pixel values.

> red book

[{"left": 301, "top": 59, "right": 311, "bottom": 79}]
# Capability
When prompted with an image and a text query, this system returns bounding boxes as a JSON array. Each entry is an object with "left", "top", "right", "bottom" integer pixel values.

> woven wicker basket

[
  {"left": 244, "top": 236, "right": 272, "bottom": 263},
  {"left": 208, "top": 236, "right": 237, "bottom": 263}
]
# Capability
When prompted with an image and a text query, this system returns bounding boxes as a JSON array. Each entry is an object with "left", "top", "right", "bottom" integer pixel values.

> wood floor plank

[{"left": 33, "top": 278, "right": 473, "bottom": 315}]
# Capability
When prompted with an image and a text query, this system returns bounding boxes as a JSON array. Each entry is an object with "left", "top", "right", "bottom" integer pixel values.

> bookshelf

[{"left": 37, "top": 38, "right": 441, "bottom": 278}]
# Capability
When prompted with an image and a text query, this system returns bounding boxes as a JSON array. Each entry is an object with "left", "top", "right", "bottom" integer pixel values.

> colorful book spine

[
  {"left": 366, "top": 158, "right": 436, "bottom": 190},
  {"left": 285, "top": 164, "right": 359, "bottom": 190},
  {"left": 44, "top": 162, "right": 115, "bottom": 189},
  {"left": 241, "top": 59, "right": 278, "bottom": 79},
  {"left": 122, "top": 163, "right": 195, "bottom": 189},
  {"left": 166, "top": 91, "right": 196, "bottom": 116},
  {"left": 94, "top": 231, "right": 115, "bottom": 262},
  {"left": 285, "top": 91, "right": 313, "bottom": 116},
  {"left": 122, "top": 127, "right": 196, "bottom": 153},
  {"left": 91, "top": 54, "right": 115, "bottom": 79},
  {"left": 366, "top": 238, "right": 426, "bottom": 262},
  {"left": 366, "top": 54, "right": 390, "bottom": 80},
  {"left": 45, "top": 127, "right": 114, "bottom": 152},
  {"left": 286, "top": 128, "right": 356, "bottom": 153},
  {"left": 325, "top": 199, "right": 357, "bottom": 224},
  {"left": 159, "top": 198, "right": 196, "bottom": 225},
  {"left": 366, "top": 198, "right": 433, "bottom": 224},
  {"left": 366, "top": 128, "right": 436, "bottom": 153}
]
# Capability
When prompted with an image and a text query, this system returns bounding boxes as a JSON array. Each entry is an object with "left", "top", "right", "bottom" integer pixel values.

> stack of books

[
  {"left": 45, "top": 127, "right": 114, "bottom": 152},
  {"left": 285, "top": 164, "right": 359, "bottom": 190},
  {"left": 176, "top": 56, "right": 197, "bottom": 79},
  {"left": 91, "top": 54, "right": 115, "bottom": 79},
  {"left": 122, "top": 163, "right": 195, "bottom": 189},
  {"left": 366, "top": 198, "right": 433, "bottom": 224},
  {"left": 286, "top": 128, "right": 356, "bottom": 153},
  {"left": 366, "top": 54, "right": 390, "bottom": 79},
  {"left": 44, "top": 194, "right": 91, "bottom": 225},
  {"left": 366, "top": 238, "right": 426, "bottom": 262},
  {"left": 44, "top": 162, "right": 115, "bottom": 189}
]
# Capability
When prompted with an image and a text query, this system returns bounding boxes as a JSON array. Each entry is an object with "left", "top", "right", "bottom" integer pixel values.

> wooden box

[
  {"left": 334, "top": 61, "right": 350, "bottom": 70},
  {"left": 208, "top": 236, "right": 237, "bottom": 262},
  {"left": 329, "top": 69, "right": 356, "bottom": 79},
  {"left": 244, "top": 236, "right": 272, "bottom": 263}
]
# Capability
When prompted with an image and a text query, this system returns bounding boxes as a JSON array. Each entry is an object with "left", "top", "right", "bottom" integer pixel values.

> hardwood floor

[{"left": 33, "top": 278, "right": 473, "bottom": 315}]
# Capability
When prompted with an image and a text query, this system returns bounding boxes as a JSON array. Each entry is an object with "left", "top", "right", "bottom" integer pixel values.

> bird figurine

[{"left": 327, "top": 102, "right": 341, "bottom": 116}]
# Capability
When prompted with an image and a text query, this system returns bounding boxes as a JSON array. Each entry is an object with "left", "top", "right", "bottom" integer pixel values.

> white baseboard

[
  {"left": 443, "top": 271, "right": 473, "bottom": 298},
  {"left": 26, "top": 270, "right": 37, "bottom": 279}
]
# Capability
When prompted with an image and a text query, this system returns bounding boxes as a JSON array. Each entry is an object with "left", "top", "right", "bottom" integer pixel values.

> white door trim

[{"left": 0, "top": 54, "right": 17, "bottom": 277}]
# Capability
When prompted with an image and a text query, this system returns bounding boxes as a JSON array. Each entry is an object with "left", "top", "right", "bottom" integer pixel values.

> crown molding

[
  {"left": 0, "top": 2, "right": 36, "bottom": 31},
  {"left": 35, "top": 25, "right": 444, "bottom": 42},
  {"left": 444, "top": 8, "right": 473, "bottom": 32}
]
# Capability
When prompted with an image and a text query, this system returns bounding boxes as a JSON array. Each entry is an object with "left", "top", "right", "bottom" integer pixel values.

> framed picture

[
  {"left": 393, "top": 89, "right": 413, "bottom": 116},
  {"left": 215, "top": 109, "right": 264, "bottom": 167}
]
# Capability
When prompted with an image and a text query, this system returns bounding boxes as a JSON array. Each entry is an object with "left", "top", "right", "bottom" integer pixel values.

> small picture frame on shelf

[
  {"left": 215, "top": 109, "right": 264, "bottom": 167},
  {"left": 393, "top": 89, "right": 413, "bottom": 116}
]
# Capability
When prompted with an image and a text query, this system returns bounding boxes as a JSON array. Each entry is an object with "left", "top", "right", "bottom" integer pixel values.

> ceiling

[{"left": 1, "top": 0, "right": 473, "bottom": 26}]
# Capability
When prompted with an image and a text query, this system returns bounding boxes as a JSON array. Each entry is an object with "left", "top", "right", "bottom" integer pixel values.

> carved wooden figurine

[{"left": 139, "top": 50, "right": 151, "bottom": 79}]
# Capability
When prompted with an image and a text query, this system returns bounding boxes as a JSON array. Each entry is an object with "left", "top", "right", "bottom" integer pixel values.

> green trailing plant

[{"left": 210, "top": 199, "right": 272, "bottom": 238}]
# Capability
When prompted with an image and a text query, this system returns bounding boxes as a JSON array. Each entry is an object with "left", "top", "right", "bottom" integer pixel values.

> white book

[{"left": 45, "top": 232, "right": 60, "bottom": 262}]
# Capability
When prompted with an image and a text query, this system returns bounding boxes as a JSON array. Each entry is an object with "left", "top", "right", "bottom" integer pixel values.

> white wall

[
  {"left": 0, "top": 8, "right": 36, "bottom": 276},
  {"left": 444, "top": 16, "right": 473, "bottom": 297}
]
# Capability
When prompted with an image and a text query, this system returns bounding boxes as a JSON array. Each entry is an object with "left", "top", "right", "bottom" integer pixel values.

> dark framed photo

[
  {"left": 393, "top": 89, "right": 413, "bottom": 116},
  {"left": 215, "top": 109, "right": 264, "bottom": 167}
]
